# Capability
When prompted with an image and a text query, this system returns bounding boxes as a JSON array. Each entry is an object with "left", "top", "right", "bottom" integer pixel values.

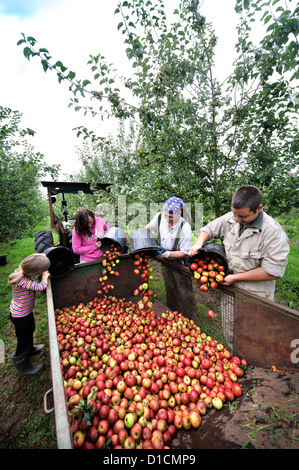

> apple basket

[
  {"left": 187, "top": 242, "right": 229, "bottom": 291},
  {"left": 44, "top": 246, "right": 75, "bottom": 278},
  {"left": 129, "top": 227, "right": 158, "bottom": 258},
  {"left": 99, "top": 226, "right": 127, "bottom": 254}
]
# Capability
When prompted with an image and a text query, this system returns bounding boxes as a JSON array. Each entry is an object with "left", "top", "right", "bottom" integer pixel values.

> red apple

[{"left": 98, "top": 419, "right": 109, "bottom": 435}]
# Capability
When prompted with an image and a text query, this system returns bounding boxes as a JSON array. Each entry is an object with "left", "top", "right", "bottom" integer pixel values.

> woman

[
  {"left": 72, "top": 208, "right": 109, "bottom": 262},
  {"left": 146, "top": 197, "right": 192, "bottom": 259},
  {"left": 147, "top": 197, "right": 195, "bottom": 317}
]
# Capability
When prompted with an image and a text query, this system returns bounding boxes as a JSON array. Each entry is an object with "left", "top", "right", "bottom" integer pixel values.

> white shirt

[{"left": 148, "top": 213, "right": 192, "bottom": 254}]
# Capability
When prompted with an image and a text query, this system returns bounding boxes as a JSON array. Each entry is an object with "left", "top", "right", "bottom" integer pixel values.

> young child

[{"left": 8, "top": 253, "right": 50, "bottom": 377}]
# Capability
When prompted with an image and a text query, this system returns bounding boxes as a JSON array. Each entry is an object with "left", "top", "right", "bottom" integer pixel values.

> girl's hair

[
  {"left": 74, "top": 208, "right": 95, "bottom": 236},
  {"left": 8, "top": 253, "right": 50, "bottom": 286}
]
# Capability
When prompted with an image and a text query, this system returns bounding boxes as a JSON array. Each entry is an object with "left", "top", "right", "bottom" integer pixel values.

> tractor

[{"left": 35, "top": 181, "right": 112, "bottom": 258}]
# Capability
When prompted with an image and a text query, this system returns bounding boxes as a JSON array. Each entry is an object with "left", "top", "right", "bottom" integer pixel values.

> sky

[{"left": 0, "top": 0, "right": 242, "bottom": 178}]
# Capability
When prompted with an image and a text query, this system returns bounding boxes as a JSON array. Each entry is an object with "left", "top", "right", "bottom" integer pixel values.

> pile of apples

[
  {"left": 189, "top": 254, "right": 226, "bottom": 291},
  {"left": 56, "top": 249, "right": 247, "bottom": 450}
]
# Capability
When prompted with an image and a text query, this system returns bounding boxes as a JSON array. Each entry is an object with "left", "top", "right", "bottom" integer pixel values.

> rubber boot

[
  {"left": 11, "top": 351, "right": 43, "bottom": 378},
  {"left": 27, "top": 343, "right": 45, "bottom": 356}
]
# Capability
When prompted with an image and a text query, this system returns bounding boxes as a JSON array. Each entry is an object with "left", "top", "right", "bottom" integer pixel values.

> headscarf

[{"left": 163, "top": 197, "right": 184, "bottom": 214}]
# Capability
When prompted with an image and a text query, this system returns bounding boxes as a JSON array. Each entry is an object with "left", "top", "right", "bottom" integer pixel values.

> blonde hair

[{"left": 8, "top": 253, "right": 50, "bottom": 286}]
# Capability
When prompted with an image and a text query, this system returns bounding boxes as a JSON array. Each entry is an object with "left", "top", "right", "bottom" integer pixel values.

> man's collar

[{"left": 249, "top": 209, "right": 263, "bottom": 229}]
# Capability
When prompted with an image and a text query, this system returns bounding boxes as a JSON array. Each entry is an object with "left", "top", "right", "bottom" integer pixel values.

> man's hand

[{"left": 221, "top": 274, "right": 237, "bottom": 286}]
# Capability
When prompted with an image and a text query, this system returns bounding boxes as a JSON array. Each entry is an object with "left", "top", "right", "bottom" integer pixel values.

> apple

[
  {"left": 182, "top": 414, "right": 192, "bottom": 430},
  {"left": 232, "top": 382, "right": 243, "bottom": 397},
  {"left": 130, "top": 423, "right": 143, "bottom": 441},
  {"left": 123, "top": 436, "right": 136, "bottom": 449},
  {"left": 113, "top": 419, "right": 125, "bottom": 435},
  {"left": 189, "top": 263, "right": 198, "bottom": 271},
  {"left": 86, "top": 425, "right": 99, "bottom": 443},
  {"left": 189, "top": 410, "right": 201, "bottom": 428},
  {"left": 108, "top": 408, "right": 118, "bottom": 426},
  {"left": 98, "top": 419, "right": 109, "bottom": 435},
  {"left": 73, "top": 430, "right": 85, "bottom": 449},
  {"left": 174, "top": 414, "right": 183, "bottom": 430},
  {"left": 212, "top": 397, "right": 223, "bottom": 410},
  {"left": 156, "top": 419, "right": 168, "bottom": 433},
  {"left": 118, "top": 428, "right": 128, "bottom": 445},
  {"left": 68, "top": 393, "right": 80, "bottom": 407},
  {"left": 124, "top": 413, "right": 135, "bottom": 429},
  {"left": 207, "top": 310, "right": 215, "bottom": 319},
  {"left": 95, "top": 435, "right": 106, "bottom": 449}
]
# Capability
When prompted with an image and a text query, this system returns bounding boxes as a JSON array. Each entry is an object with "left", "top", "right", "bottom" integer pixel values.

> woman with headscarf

[
  {"left": 146, "top": 197, "right": 195, "bottom": 317},
  {"left": 146, "top": 197, "right": 192, "bottom": 260}
]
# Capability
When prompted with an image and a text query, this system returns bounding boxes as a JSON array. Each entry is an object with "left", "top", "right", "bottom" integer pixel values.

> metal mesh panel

[{"left": 149, "top": 259, "right": 235, "bottom": 350}]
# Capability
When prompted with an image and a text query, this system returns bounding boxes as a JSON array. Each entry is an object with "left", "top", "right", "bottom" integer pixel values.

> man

[
  {"left": 189, "top": 185, "right": 289, "bottom": 299},
  {"left": 188, "top": 185, "right": 290, "bottom": 350}
]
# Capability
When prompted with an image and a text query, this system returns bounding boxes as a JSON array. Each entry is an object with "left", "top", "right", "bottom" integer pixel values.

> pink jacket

[{"left": 72, "top": 216, "right": 109, "bottom": 262}]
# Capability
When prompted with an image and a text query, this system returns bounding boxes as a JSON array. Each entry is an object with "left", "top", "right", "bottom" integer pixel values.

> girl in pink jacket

[{"left": 72, "top": 208, "right": 109, "bottom": 262}]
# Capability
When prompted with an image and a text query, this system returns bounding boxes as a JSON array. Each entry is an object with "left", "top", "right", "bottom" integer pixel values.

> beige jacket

[{"left": 201, "top": 211, "right": 290, "bottom": 300}]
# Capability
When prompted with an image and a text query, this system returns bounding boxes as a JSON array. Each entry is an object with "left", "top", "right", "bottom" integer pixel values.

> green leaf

[
  {"left": 41, "top": 59, "right": 49, "bottom": 72},
  {"left": 68, "top": 71, "right": 76, "bottom": 80},
  {"left": 27, "top": 36, "right": 37, "bottom": 46},
  {"left": 264, "top": 14, "right": 272, "bottom": 24},
  {"left": 23, "top": 47, "right": 32, "bottom": 59}
]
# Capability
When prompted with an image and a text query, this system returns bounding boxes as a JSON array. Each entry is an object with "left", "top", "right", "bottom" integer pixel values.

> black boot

[
  {"left": 27, "top": 343, "right": 45, "bottom": 356},
  {"left": 11, "top": 351, "right": 43, "bottom": 378}
]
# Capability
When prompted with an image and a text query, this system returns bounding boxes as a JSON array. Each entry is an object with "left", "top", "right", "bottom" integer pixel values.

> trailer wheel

[{"left": 35, "top": 230, "right": 54, "bottom": 253}]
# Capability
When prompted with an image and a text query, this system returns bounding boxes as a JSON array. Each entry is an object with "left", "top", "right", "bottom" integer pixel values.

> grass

[
  {"left": 238, "top": 398, "right": 299, "bottom": 449},
  {"left": 275, "top": 239, "right": 299, "bottom": 310}
]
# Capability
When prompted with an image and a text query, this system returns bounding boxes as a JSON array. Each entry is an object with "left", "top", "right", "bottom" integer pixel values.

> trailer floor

[
  {"left": 127, "top": 296, "right": 299, "bottom": 449},
  {"left": 170, "top": 366, "right": 299, "bottom": 449}
]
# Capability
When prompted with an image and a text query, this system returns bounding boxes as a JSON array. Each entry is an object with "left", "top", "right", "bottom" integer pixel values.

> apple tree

[
  {"left": 17, "top": 0, "right": 298, "bottom": 218},
  {"left": 0, "top": 106, "right": 59, "bottom": 242}
]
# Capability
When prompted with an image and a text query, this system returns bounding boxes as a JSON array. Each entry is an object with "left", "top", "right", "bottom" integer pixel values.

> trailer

[{"left": 45, "top": 254, "right": 299, "bottom": 449}]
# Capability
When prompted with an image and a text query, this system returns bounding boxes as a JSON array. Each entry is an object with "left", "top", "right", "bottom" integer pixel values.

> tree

[
  {"left": 0, "top": 106, "right": 59, "bottom": 242},
  {"left": 17, "top": 0, "right": 298, "bottom": 217}
]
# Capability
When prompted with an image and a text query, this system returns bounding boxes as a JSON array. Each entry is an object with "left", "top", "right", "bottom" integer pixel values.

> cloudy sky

[{"left": 0, "top": 0, "right": 241, "bottom": 177}]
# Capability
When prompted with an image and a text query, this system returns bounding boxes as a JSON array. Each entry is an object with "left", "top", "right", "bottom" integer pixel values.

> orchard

[{"left": 55, "top": 248, "right": 247, "bottom": 449}]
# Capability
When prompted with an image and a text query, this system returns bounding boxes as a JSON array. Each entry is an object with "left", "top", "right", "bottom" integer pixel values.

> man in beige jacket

[{"left": 188, "top": 185, "right": 290, "bottom": 350}]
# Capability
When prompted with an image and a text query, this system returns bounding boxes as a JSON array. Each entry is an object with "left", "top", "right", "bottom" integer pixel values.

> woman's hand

[
  {"left": 95, "top": 240, "right": 102, "bottom": 248},
  {"left": 188, "top": 244, "right": 201, "bottom": 257}
]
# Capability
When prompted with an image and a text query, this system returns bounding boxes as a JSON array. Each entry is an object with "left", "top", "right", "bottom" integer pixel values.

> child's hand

[{"left": 42, "top": 271, "right": 50, "bottom": 282}]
